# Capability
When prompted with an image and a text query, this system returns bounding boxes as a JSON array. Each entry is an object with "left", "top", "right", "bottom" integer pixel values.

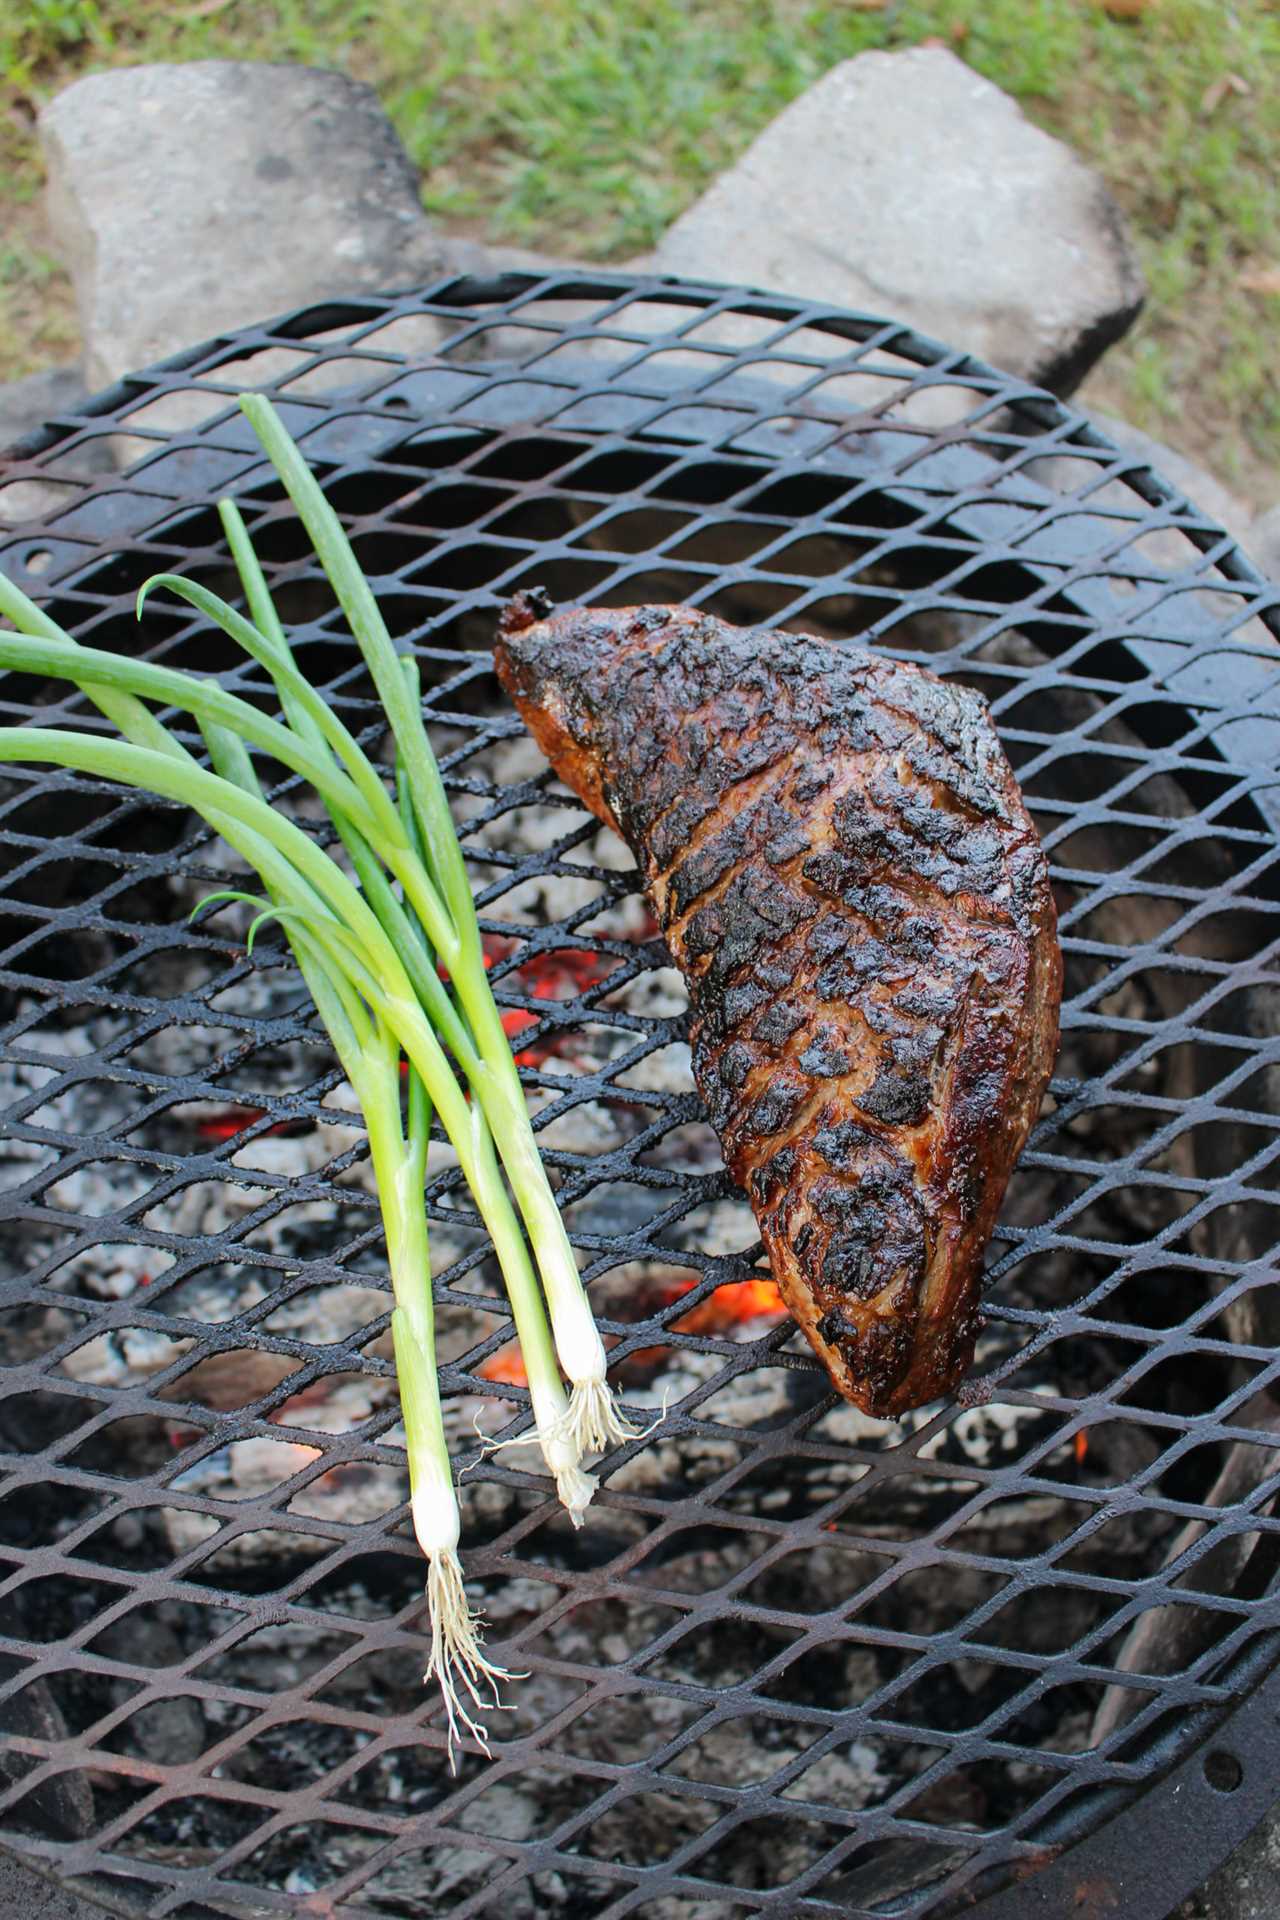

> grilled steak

[{"left": 494, "top": 599, "right": 1061, "bottom": 1415}]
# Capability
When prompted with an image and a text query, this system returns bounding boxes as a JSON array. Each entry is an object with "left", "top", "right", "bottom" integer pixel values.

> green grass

[{"left": 2, "top": 0, "right": 1278, "bottom": 502}]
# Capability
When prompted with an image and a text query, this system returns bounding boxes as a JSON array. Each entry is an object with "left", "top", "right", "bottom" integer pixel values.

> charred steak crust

[{"left": 494, "top": 599, "right": 1062, "bottom": 1416}]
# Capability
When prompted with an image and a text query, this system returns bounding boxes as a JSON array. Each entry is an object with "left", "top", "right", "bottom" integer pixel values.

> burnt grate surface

[{"left": 0, "top": 272, "right": 1280, "bottom": 1920}]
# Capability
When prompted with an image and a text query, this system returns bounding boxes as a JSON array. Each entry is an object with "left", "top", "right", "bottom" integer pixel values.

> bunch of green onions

[{"left": 0, "top": 395, "right": 641, "bottom": 1751}]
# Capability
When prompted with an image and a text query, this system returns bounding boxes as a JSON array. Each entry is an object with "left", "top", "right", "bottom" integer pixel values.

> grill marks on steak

[{"left": 494, "top": 601, "right": 1061, "bottom": 1415}]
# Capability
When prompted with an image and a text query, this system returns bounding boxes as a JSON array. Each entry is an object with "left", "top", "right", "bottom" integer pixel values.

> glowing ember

[
  {"left": 478, "top": 1344, "right": 528, "bottom": 1388},
  {"left": 477, "top": 1278, "right": 788, "bottom": 1396},
  {"left": 1074, "top": 1430, "right": 1089, "bottom": 1465},
  {"left": 477, "top": 935, "right": 622, "bottom": 1066},
  {"left": 193, "top": 1106, "right": 306, "bottom": 1142},
  {"left": 669, "top": 1276, "right": 786, "bottom": 1334}
]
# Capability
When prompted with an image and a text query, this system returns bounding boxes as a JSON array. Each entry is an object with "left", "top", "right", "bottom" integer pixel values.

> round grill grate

[{"left": 1, "top": 273, "right": 1280, "bottom": 1920}]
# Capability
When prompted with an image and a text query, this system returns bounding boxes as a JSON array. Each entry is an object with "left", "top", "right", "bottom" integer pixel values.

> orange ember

[
  {"left": 1074, "top": 1430, "right": 1089, "bottom": 1465},
  {"left": 479, "top": 1344, "right": 529, "bottom": 1388},
  {"left": 477, "top": 1278, "right": 788, "bottom": 1396},
  {"left": 477, "top": 935, "right": 621, "bottom": 1065},
  {"left": 436, "top": 931, "right": 660, "bottom": 1071},
  {"left": 670, "top": 1276, "right": 786, "bottom": 1334}
]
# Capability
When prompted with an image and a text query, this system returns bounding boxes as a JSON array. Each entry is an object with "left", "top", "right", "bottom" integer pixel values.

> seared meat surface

[{"left": 494, "top": 599, "right": 1061, "bottom": 1415}]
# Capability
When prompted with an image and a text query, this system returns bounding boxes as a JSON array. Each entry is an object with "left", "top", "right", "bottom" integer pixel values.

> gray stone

[
  {"left": 653, "top": 47, "right": 1145, "bottom": 395},
  {"left": 1178, "top": 1803, "right": 1280, "bottom": 1919},
  {"left": 0, "top": 1846, "right": 101, "bottom": 1919},
  {"left": 0, "top": 364, "right": 117, "bottom": 524},
  {"left": 40, "top": 61, "right": 449, "bottom": 388},
  {"left": 0, "top": 1675, "right": 94, "bottom": 1841},
  {"left": 1092, "top": 412, "right": 1255, "bottom": 552},
  {"left": 1245, "top": 503, "right": 1280, "bottom": 584},
  {"left": 0, "top": 364, "right": 87, "bottom": 456},
  {"left": 436, "top": 237, "right": 584, "bottom": 280}
]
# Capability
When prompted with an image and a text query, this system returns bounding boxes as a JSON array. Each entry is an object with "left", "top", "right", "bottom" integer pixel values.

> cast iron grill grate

[{"left": 1, "top": 272, "right": 1279, "bottom": 1920}]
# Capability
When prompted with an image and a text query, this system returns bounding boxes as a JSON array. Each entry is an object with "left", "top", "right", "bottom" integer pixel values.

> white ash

[
  {"left": 38, "top": 1157, "right": 156, "bottom": 1224},
  {"left": 805, "top": 1333, "right": 1058, "bottom": 1464},
  {"left": 356, "top": 1838, "right": 536, "bottom": 1920},
  {"left": 467, "top": 761, "right": 697, "bottom": 1158},
  {"left": 171, "top": 1432, "right": 323, "bottom": 1500},
  {"left": 136, "top": 1298, "right": 506, "bottom": 1548},
  {"left": 60, "top": 1323, "right": 194, "bottom": 1388},
  {"left": 0, "top": 1001, "right": 131, "bottom": 1195},
  {"left": 669, "top": 1194, "right": 761, "bottom": 1262},
  {"left": 463, "top": 732, "right": 655, "bottom": 943},
  {"left": 614, "top": 1036, "right": 694, "bottom": 1094},
  {"left": 163, "top": 1421, "right": 408, "bottom": 1561},
  {"left": 258, "top": 1277, "right": 395, "bottom": 1350},
  {"left": 138, "top": 1307, "right": 1061, "bottom": 1558},
  {"left": 2, "top": 997, "right": 125, "bottom": 1064},
  {"left": 605, "top": 1320, "right": 1061, "bottom": 1534},
  {"left": 530, "top": 1092, "right": 634, "bottom": 1157},
  {"left": 918, "top": 1381, "right": 1062, "bottom": 1469},
  {"left": 63, "top": 1241, "right": 176, "bottom": 1306},
  {"left": 140, "top": 1163, "right": 329, "bottom": 1250}
]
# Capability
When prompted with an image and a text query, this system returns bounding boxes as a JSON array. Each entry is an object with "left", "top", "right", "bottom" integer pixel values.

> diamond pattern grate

[{"left": 0, "top": 273, "right": 1279, "bottom": 1920}]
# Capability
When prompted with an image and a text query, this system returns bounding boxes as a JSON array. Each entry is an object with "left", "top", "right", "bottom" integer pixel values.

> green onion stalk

[
  {"left": 236, "top": 397, "right": 638, "bottom": 1463},
  {"left": 0, "top": 598, "right": 598, "bottom": 1511},
  {"left": 215, "top": 488, "right": 603, "bottom": 1516}
]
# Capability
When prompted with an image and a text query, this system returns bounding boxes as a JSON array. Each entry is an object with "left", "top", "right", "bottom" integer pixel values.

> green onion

[{"left": 0, "top": 407, "right": 648, "bottom": 1752}]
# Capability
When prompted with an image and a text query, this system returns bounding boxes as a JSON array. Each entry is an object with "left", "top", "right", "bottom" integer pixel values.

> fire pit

[{"left": 1, "top": 271, "right": 1279, "bottom": 1920}]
